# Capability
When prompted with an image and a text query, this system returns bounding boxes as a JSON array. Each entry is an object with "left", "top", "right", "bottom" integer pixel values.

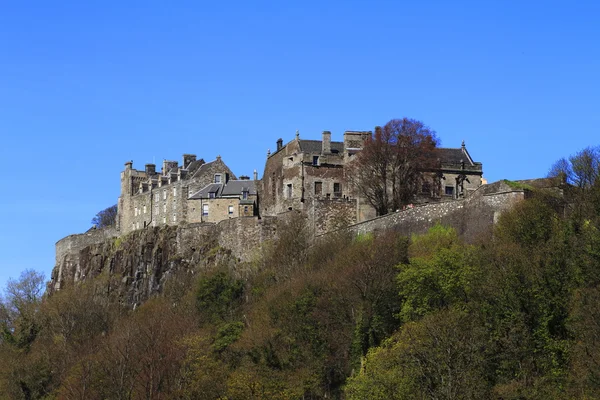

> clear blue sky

[{"left": 1, "top": 1, "right": 598, "bottom": 290}]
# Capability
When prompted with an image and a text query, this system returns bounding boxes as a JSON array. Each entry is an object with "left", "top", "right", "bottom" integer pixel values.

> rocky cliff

[
  {"left": 50, "top": 180, "right": 540, "bottom": 307},
  {"left": 50, "top": 224, "right": 240, "bottom": 307}
]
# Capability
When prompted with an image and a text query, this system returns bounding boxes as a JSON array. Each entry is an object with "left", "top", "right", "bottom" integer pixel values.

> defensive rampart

[{"left": 342, "top": 180, "right": 525, "bottom": 242}]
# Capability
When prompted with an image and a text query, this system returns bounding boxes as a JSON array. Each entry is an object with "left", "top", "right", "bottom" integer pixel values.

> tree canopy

[{"left": 91, "top": 204, "right": 117, "bottom": 228}]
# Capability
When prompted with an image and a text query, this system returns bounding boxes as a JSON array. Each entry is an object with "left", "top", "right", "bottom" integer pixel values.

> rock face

[
  {"left": 50, "top": 225, "right": 230, "bottom": 307},
  {"left": 51, "top": 180, "right": 546, "bottom": 307}
]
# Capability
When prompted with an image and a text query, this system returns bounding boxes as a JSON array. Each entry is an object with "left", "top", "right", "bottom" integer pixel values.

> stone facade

[
  {"left": 52, "top": 179, "right": 534, "bottom": 302},
  {"left": 341, "top": 180, "right": 525, "bottom": 243},
  {"left": 259, "top": 131, "right": 484, "bottom": 230},
  {"left": 117, "top": 154, "right": 259, "bottom": 234}
]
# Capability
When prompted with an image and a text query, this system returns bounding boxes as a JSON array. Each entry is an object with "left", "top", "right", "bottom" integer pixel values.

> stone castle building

[
  {"left": 116, "top": 130, "right": 482, "bottom": 236},
  {"left": 259, "top": 130, "right": 483, "bottom": 233},
  {"left": 118, "top": 155, "right": 257, "bottom": 234}
]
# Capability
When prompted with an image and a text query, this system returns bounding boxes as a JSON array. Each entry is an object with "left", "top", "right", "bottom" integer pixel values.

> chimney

[
  {"left": 162, "top": 160, "right": 178, "bottom": 175},
  {"left": 276, "top": 138, "right": 283, "bottom": 151},
  {"left": 182, "top": 154, "right": 196, "bottom": 168},
  {"left": 322, "top": 131, "right": 331, "bottom": 154},
  {"left": 253, "top": 169, "right": 258, "bottom": 181},
  {"left": 145, "top": 163, "right": 156, "bottom": 175},
  {"left": 125, "top": 161, "right": 133, "bottom": 170},
  {"left": 239, "top": 175, "right": 250, "bottom": 180}
]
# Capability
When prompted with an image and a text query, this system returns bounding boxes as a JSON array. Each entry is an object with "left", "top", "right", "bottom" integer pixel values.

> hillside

[{"left": 2, "top": 175, "right": 600, "bottom": 398}]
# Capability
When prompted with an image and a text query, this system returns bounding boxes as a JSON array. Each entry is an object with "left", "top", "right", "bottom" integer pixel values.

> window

[
  {"left": 173, "top": 187, "right": 177, "bottom": 197},
  {"left": 209, "top": 192, "right": 216, "bottom": 199},
  {"left": 286, "top": 184, "right": 293, "bottom": 198},
  {"left": 242, "top": 190, "right": 248, "bottom": 200},
  {"left": 163, "top": 216, "right": 166, "bottom": 224},
  {"left": 143, "top": 205, "right": 147, "bottom": 214},
  {"left": 445, "top": 186, "right": 454, "bottom": 196},
  {"left": 314, "top": 181, "right": 322, "bottom": 195},
  {"left": 228, "top": 205, "right": 234, "bottom": 215},
  {"left": 154, "top": 193, "right": 159, "bottom": 201},
  {"left": 244, "top": 206, "right": 249, "bottom": 213},
  {"left": 163, "top": 204, "right": 167, "bottom": 213},
  {"left": 214, "top": 174, "right": 222, "bottom": 183},
  {"left": 163, "top": 189, "right": 167, "bottom": 200},
  {"left": 313, "top": 156, "right": 319, "bottom": 166},
  {"left": 156, "top": 205, "right": 159, "bottom": 215},
  {"left": 333, "top": 182, "right": 341, "bottom": 197},
  {"left": 202, "top": 204, "right": 209, "bottom": 216},
  {"left": 134, "top": 207, "right": 138, "bottom": 216},
  {"left": 173, "top": 213, "right": 177, "bottom": 222}
]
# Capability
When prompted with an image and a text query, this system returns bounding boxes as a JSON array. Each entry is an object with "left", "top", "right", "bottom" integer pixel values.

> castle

[{"left": 117, "top": 130, "right": 483, "bottom": 235}]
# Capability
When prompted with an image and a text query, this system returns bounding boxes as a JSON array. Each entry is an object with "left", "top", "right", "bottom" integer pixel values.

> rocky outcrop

[
  {"left": 50, "top": 224, "right": 231, "bottom": 307},
  {"left": 50, "top": 180, "right": 551, "bottom": 307}
]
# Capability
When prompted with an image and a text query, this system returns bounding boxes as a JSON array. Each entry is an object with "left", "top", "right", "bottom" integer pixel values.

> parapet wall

[
  {"left": 53, "top": 227, "right": 118, "bottom": 291},
  {"left": 55, "top": 227, "right": 118, "bottom": 265},
  {"left": 215, "top": 216, "right": 278, "bottom": 260},
  {"left": 343, "top": 181, "right": 526, "bottom": 242}
]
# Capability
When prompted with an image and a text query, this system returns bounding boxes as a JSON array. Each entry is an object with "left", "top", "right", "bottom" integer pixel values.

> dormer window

[
  {"left": 209, "top": 192, "right": 216, "bottom": 199},
  {"left": 214, "top": 174, "right": 222, "bottom": 183},
  {"left": 242, "top": 190, "right": 248, "bottom": 200}
]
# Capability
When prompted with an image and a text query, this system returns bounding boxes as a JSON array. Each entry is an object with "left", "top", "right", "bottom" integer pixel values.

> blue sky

[{"left": 0, "top": 1, "right": 598, "bottom": 290}]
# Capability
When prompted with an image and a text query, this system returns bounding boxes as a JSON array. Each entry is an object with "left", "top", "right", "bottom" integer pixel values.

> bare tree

[
  {"left": 349, "top": 118, "right": 440, "bottom": 215},
  {"left": 549, "top": 146, "right": 600, "bottom": 219}
]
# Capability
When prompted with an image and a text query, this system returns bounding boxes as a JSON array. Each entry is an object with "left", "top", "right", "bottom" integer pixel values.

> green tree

[{"left": 345, "top": 309, "right": 489, "bottom": 400}]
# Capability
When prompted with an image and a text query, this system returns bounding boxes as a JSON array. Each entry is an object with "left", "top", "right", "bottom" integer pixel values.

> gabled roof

[
  {"left": 221, "top": 180, "right": 257, "bottom": 196},
  {"left": 189, "top": 183, "right": 223, "bottom": 199},
  {"left": 191, "top": 159, "right": 217, "bottom": 179},
  {"left": 299, "top": 140, "right": 344, "bottom": 154},
  {"left": 189, "top": 180, "right": 256, "bottom": 200},
  {"left": 437, "top": 145, "right": 478, "bottom": 166}
]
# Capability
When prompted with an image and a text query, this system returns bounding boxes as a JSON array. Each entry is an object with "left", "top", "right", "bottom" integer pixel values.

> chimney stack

[
  {"left": 145, "top": 163, "right": 156, "bottom": 175},
  {"left": 253, "top": 169, "right": 258, "bottom": 181},
  {"left": 322, "top": 131, "right": 331, "bottom": 154},
  {"left": 182, "top": 154, "right": 196, "bottom": 168},
  {"left": 276, "top": 138, "right": 283, "bottom": 151}
]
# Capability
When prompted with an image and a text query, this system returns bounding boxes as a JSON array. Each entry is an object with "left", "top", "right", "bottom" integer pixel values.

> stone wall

[
  {"left": 308, "top": 197, "right": 357, "bottom": 236},
  {"left": 215, "top": 216, "right": 278, "bottom": 261},
  {"left": 341, "top": 180, "right": 526, "bottom": 243},
  {"left": 53, "top": 227, "right": 118, "bottom": 291}
]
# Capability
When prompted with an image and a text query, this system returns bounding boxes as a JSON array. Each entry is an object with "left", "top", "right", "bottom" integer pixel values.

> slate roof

[
  {"left": 437, "top": 147, "right": 478, "bottom": 166},
  {"left": 191, "top": 160, "right": 217, "bottom": 179},
  {"left": 186, "top": 159, "right": 205, "bottom": 176},
  {"left": 221, "top": 180, "right": 256, "bottom": 196},
  {"left": 299, "top": 140, "right": 344, "bottom": 154},
  {"left": 188, "top": 180, "right": 256, "bottom": 199},
  {"left": 189, "top": 183, "right": 223, "bottom": 199}
]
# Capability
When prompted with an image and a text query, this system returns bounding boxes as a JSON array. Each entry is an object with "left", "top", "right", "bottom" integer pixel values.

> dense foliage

[
  {"left": 91, "top": 204, "right": 117, "bottom": 228},
  {"left": 2, "top": 147, "right": 600, "bottom": 399}
]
